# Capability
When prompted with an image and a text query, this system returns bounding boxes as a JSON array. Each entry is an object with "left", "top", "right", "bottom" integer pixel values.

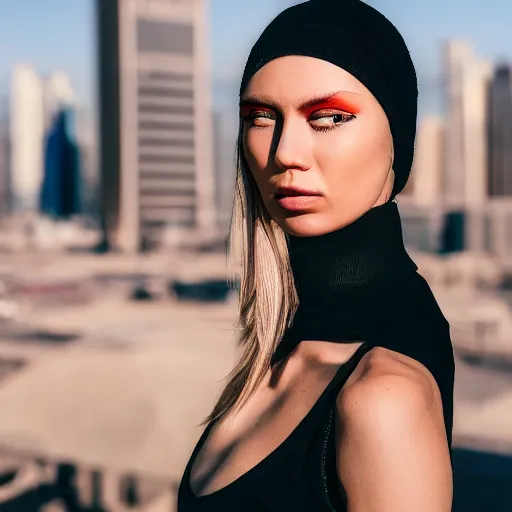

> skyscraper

[
  {"left": 97, "top": 0, "right": 216, "bottom": 252},
  {"left": 462, "top": 59, "right": 492, "bottom": 206},
  {"left": 487, "top": 63, "right": 512, "bottom": 197},
  {"left": 40, "top": 108, "right": 82, "bottom": 219},
  {"left": 409, "top": 115, "right": 445, "bottom": 206},
  {"left": 10, "top": 64, "right": 44, "bottom": 212},
  {"left": 443, "top": 40, "right": 490, "bottom": 208}
]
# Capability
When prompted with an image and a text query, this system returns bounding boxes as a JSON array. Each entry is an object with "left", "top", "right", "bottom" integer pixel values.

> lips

[
  {"left": 274, "top": 190, "right": 322, "bottom": 212},
  {"left": 274, "top": 188, "right": 322, "bottom": 198}
]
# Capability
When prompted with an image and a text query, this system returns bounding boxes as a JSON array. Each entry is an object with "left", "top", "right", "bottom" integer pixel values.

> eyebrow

[{"left": 239, "top": 90, "right": 361, "bottom": 111}]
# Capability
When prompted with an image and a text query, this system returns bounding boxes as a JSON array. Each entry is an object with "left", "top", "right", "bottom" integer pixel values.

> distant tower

[
  {"left": 443, "top": 40, "right": 490, "bottom": 208},
  {"left": 10, "top": 64, "right": 44, "bottom": 211},
  {"left": 96, "top": 0, "right": 216, "bottom": 252},
  {"left": 487, "top": 63, "right": 512, "bottom": 197},
  {"left": 409, "top": 115, "right": 445, "bottom": 206},
  {"left": 40, "top": 108, "right": 82, "bottom": 219}
]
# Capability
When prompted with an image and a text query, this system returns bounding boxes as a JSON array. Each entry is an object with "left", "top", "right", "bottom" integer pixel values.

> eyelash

[{"left": 240, "top": 111, "right": 356, "bottom": 132}]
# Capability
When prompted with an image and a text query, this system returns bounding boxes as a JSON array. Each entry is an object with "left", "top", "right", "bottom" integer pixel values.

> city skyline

[{"left": 0, "top": 0, "right": 511, "bottom": 120}]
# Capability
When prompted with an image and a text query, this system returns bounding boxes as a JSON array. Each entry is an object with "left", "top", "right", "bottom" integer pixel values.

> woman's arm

[{"left": 335, "top": 347, "right": 452, "bottom": 511}]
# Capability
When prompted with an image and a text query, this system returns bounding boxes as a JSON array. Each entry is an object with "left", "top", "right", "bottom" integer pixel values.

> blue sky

[{"left": 0, "top": 0, "right": 510, "bottom": 118}]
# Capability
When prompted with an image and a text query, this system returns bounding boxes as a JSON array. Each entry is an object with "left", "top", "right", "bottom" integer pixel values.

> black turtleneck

[
  {"left": 288, "top": 199, "right": 417, "bottom": 306},
  {"left": 271, "top": 199, "right": 455, "bottom": 454}
]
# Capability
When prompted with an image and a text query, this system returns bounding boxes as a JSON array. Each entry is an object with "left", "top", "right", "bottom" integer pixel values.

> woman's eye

[
  {"left": 310, "top": 113, "right": 355, "bottom": 131},
  {"left": 240, "top": 111, "right": 275, "bottom": 128}
]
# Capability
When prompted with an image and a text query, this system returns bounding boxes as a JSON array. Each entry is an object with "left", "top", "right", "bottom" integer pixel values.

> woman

[{"left": 178, "top": 0, "right": 454, "bottom": 510}]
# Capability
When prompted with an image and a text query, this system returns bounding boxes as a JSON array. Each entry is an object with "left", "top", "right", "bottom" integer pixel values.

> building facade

[
  {"left": 10, "top": 64, "right": 45, "bottom": 212},
  {"left": 40, "top": 109, "right": 82, "bottom": 219},
  {"left": 487, "top": 64, "right": 512, "bottom": 198},
  {"left": 443, "top": 41, "right": 490, "bottom": 209},
  {"left": 97, "top": 0, "right": 216, "bottom": 252},
  {"left": 408, "top": 115, "right": 445, "bottom": 206}
]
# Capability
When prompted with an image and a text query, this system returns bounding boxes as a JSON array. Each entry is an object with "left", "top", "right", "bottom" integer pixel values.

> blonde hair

[{"left": 199, "top": 121, "right": 299, "bottom": 427}]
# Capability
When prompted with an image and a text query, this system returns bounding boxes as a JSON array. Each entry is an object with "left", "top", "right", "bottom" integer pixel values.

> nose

[{"left": 273, "top": 117, "right": 310, "bottom": 172}]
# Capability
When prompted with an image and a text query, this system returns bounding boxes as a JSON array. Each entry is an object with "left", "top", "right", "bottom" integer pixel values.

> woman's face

[{"left": 240, "top": 55, "right": 395, "bottom": 237}]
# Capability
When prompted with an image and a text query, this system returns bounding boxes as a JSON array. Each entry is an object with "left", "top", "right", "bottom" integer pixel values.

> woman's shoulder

[
  {"left": 336, "top": 345, "right": 443, "bottom": 419},
  {"left": 332, "top": 345, "right": 452, "bottom": 510}
]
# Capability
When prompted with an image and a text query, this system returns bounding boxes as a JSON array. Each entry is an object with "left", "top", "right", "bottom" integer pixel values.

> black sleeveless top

[
  {"left": 177, "top": 201, "right": 455, "bottom": 510},
  {"left": 178, "top": 342, "right": 373, "bottom": 511}
]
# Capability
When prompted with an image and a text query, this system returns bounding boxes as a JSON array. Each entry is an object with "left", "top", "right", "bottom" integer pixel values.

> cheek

[
  {"left": 318, "top": 120, "right": 392, "bottom": 191},
  {"left": 243, "top": 131, "right": 272, "bottom": 179}
]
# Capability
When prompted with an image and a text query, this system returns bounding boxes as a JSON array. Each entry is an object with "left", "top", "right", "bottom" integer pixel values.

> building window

[
  {"left": 139, "top": 137, "right": 194, "bottom": 148},
  {"left": 139, "top": 120, "right": 194, "bottom": 131},
  {"left": 139, "top": 171, "right": 195, "bottom": 180},
  {"left": 139, "top": 154, "right": 195, "bottom": 164},
  {"left": 137, "top": 19, "right": 193, "bottom": 55},
  {"left": 139, "top": 103, "right": 194, "bottom": 115},
  {"left": 138, "top": 86, "right": 193, "bottom": 99},
  {"left": 141, "top": 70, "right": 193, "bottom": 82},
  {"left": 139, "top": 188, "right": 196, "bottom": 197}
]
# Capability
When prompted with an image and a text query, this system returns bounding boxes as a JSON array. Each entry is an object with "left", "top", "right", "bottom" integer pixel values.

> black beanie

[{"left": 239, "top": 0, "right": 418, "bottom": 200}]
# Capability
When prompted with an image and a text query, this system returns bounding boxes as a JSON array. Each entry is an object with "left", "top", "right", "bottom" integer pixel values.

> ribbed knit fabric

[
  {"left": 239, "top": 0, "right": 418, "bottom": 200},
  {"left": 288, "top": 200, "right": 417, "bottom": 301}
]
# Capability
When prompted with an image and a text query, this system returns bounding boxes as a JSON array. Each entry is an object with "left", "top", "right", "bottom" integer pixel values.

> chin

[{"left": 279, "top": 213, "right": 339, "bottom": 237}]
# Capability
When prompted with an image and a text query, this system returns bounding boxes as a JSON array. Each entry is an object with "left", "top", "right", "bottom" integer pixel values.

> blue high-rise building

[{"left": 40, "top": 108, "right": 82, "bottom": 219}]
